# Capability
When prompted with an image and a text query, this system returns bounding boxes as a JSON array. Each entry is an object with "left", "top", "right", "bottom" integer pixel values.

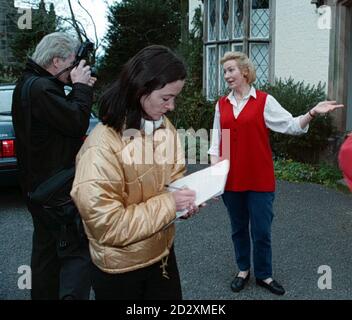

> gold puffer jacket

[{"left": 71, "top": 118, "right": 186, "bottom": 273}]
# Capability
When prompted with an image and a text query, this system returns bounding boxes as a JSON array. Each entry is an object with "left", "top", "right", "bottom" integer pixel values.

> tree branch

[
  {"left": 77, "top": 0, "right": 99, "bottom": 46},
  {"left": 67, "top": 0, "right": 83, "bottom": 42}
]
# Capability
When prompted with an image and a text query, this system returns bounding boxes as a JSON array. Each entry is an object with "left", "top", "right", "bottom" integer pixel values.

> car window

[
  {"left": 0, "top": 89, "right": 13, "bottom": 113},
  {"left": 0, "top": 86, "right": 96, "bottom": 118}
]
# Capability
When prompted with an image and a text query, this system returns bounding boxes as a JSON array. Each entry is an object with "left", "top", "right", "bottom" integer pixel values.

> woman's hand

[
  {"left": 179, "top": 204, "right": 199, "bottom": 219},
  {"left": 300, "top": 101, "right": 344, "bottom": 129},
  {"left": 179, "top": 203, "right": 207, "bottom": 220},
  {"left": 172, "top": 188, "right": 196, "bottom": 212},
  {"left": 172, "top": 189, "right": 207, "bottom": 220},
  {"left": 310, "top": 101, "right": 344, "bottom": 116}
]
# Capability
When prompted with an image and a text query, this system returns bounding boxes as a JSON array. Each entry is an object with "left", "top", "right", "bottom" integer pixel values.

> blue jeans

[{"left": 222, "top": 191, "right": 275, "bottom": 280}]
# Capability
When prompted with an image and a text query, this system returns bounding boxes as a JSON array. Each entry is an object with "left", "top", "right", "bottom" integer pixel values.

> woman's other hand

[{"left": 310, "top": 101, "right": 344, "bottom": 116}]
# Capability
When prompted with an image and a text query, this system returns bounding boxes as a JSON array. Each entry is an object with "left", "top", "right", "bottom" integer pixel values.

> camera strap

[
  {"left": 53, "top": 62, "right": 78, "bottom": 79},
  {"left": 20, "top": 75, "right": 39, "bottom": 194}
]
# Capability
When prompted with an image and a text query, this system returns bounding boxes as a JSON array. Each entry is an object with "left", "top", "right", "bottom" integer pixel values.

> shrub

[
  {"left": 274, "top": 158, "right": 342, "bottom": 189},
  {"left": 260, "top": 78, "right": 336, "bottom": 163},
  {"left": 169, "top": 82, "right": 214, "bottom": 131},
  {"left": 0, "top": 64, "right": 18, "bottom": 84}
]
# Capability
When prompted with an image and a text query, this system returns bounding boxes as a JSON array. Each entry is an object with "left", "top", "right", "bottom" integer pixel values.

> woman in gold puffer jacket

[{"left": 71, "top": 45, "right": 198, "bottom": 300}]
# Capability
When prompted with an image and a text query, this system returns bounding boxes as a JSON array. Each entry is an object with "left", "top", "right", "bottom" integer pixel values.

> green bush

[
  {"left": 169, "top": 82, "right": 214, "bottom": 131},
  {"left": 0, "top": 64, "right": 18, "bottom": 84},
  {"left": 260, "top": 78, "right": 336, "bottom": 163},
  {"left": 274, "top": 159, "right": 342, "bottom": 189}
]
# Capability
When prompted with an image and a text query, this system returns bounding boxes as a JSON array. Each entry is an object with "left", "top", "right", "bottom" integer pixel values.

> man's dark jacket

[{"left": 12, "top": 59, "right": 93, "bottom": 193}]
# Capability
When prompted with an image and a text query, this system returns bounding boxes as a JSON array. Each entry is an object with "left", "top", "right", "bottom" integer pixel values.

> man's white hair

[{"left": 31, "top": 32, "right": 80, "bottom": 69}]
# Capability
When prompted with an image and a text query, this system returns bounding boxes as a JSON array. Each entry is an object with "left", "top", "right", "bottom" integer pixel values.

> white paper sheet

[{"left": 167, "top": 159, "right": 230, "bottom": 218}]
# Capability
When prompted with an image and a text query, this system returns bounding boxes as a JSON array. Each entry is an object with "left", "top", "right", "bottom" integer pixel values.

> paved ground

[
  {"left": 176, "top": 166, "right": 352, "bottom": 300},
  {"left": 1, "top": 164, "right": 352, "bottom": 300}
]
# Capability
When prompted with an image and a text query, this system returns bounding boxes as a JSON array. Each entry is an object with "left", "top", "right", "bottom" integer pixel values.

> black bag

[
  {"left": 29, "top": 167, "right": 78, "bottom": 225},
  {"left": 29, "top": 167, "right": 75, "bottom": 207}
]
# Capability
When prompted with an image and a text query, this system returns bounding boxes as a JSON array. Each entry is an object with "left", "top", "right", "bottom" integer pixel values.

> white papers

[{"left": 167, "top": 159, "right": 230, "bottom": 218}]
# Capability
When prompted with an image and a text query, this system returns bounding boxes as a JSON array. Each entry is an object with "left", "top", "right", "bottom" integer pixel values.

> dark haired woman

[{"left": 71, "top": 45, "right": 198, "bottom": 300}]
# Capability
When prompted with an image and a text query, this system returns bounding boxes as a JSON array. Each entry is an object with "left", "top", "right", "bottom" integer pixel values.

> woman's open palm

[{"left": 313, "top": 101, "right": 344, "bottom": 115}]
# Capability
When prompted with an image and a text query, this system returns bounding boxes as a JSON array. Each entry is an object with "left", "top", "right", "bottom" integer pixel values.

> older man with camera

[{"left": 12, "top": 32, "right": 97, "bottom": 300}]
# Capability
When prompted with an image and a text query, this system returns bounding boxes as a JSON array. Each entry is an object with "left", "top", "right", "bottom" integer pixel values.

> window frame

[{"left": 204, "top": 0, "right": 273, "bottom": 100}]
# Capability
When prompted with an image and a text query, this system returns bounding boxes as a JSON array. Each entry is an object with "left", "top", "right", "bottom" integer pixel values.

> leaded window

[
  {"left": 206, "top": 46, "right": 217, "bottom": 99},
  {"left": 218, "top": 44, "right": 231, "bottom": 94},
  {"left": 220, "top": 0, "right": 230, "bottom": 40},
  {"left": 250, "top": 0, "right": 269, "bottom": 39},
  {"left": 208, "top": 0, "right": 216, "bottom": 41},
  {"left": 250, "top": 43, "right": 269, "bottom": 86},
  {"left": 232, "top": 43, "right": 244, "bottom": 52},
  {"left": 233, "top": 0, "right": 244, "bottom": 39},
  {"left": 204, "top": 0, "right": 271, "bottom": 100}
]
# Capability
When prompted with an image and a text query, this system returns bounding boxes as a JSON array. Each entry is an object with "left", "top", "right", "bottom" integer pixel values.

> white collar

[
  {"left": 140, "top": 116, "right": 164, "bottom": 135},
  {"left": 227, "top": 86, "right": 257, "bottom": 102}
]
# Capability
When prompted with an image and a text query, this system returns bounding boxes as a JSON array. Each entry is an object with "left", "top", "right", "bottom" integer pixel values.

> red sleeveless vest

[{"left": 219, "top": 90, "right": 275, "bottom": 192}]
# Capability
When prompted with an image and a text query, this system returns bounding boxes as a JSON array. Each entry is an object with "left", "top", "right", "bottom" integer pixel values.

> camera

[{"left": 75, "top": 41, "right": 97, "bottom": 77}]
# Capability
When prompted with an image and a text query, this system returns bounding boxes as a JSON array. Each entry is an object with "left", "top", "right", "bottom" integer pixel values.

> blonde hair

[{"left": 220, "top": 51, "right": 256, "bottom": 85}]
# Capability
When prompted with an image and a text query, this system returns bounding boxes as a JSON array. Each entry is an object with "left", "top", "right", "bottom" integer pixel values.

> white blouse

[{"left": 208, "top": 86, "right": 309, "bottom": 157}]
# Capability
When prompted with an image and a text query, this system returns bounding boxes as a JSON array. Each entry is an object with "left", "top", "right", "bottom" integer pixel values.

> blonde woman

[{"left": 209, "top": 51, "right": 343, "bottom": 295}]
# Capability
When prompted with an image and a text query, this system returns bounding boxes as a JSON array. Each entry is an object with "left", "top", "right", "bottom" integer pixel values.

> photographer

[{"left": 12, "top": 32, "right": 97, "bottom": 300}]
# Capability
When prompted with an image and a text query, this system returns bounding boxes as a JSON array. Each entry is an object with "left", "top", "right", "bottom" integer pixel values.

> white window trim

[{"left": 232, "top": 43, "right": 244, "bottom": 52}]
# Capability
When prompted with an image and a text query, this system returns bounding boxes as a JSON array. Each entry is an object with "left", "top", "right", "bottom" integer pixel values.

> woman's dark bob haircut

[{"left": 99, "top": 45, "right": 187, "bottom": 133}]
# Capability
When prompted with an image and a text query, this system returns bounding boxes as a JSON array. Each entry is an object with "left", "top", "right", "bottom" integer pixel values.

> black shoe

[
  {"left": 231, "top": 272, "right": 250, "bottom": 292},
  {"left": 256, "top": 278, "right": 285, "bottom": 296}
]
